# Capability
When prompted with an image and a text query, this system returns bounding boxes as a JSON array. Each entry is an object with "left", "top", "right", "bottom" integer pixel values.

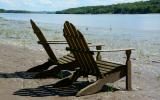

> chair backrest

[
  {"left": 63, "top": 21, "right": 101, "bottom": 77},
  {"left": 30, "top": 20, "right": 58, "bottom": 64}
]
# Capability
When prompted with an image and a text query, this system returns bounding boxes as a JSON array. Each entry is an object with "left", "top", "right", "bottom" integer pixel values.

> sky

[{"left": 0, "top": 0, "right": 148, "bottom": 11}]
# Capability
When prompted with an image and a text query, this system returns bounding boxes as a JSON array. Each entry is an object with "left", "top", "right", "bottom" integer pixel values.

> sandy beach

[
  {"left": 0, "top": 39, "right": 160, "bottom": 100},
  {"left": 0, "top": 18, "right": 160, "bottom": 100}
]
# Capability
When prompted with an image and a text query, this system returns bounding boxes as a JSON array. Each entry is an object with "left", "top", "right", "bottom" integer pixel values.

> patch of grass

[
  {"left": 101, "top": 84, "right": 118, "bottom": 92},
  {"left": 107, "top": 85, "right": 114, "bottom": 92}
]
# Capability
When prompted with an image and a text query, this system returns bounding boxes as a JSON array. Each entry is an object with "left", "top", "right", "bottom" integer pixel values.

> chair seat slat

[
  {"left": 97, "top": 64, "right": 117, "bottom": 70},
  {"left": 98, "top": 67, "right": 111, "bottom": 72},
  {"left": 66, "top": 53, "right": 74, "bottom": 57},
  {"left": 96, "top": 60, "right": 124, "bottom": 67},
  {"left": 63, "top": 55, "right": 75, "bottom": 61},
  {"left": 58, "top": 57, "right": 73, "bottom": 64},
  {"left": 58, "top": 58, "right": 69, "bottom": 64},
  {"left": 60, "top": 56, "right": 74, "bottom": 63},
  {"left": 58, "top": 60, "right": 66, "bottom": 64}
]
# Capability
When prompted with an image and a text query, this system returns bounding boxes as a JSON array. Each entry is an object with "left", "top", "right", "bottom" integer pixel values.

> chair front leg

[{"left": 125, "top": 50, "right": 132, "bottom": 90}]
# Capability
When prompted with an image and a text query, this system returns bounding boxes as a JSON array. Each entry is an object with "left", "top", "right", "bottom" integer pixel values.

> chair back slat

[
  {"left": 30, "top": 20, "right": 58, "bottom": 63},
  {"left": 63, "top": 29, "right": 88, "bottom": 74},
  {"left": 63, "top": 21, "right": 101, "bottom": 76}
]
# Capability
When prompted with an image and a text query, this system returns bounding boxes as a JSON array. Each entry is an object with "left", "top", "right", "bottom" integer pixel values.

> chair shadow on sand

[
  {"left": 0, "top": 71, "right": 38, "bottom": 79},
  {"left": 13, "top": 81, "right": 119, "bottom": 97},
  {"left": 0, "top": 70, "right": 72, "bottom": 79}
]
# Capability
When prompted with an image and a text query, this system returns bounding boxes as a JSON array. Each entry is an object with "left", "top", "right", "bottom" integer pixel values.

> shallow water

[
  {"left": 0, "top": 14, "right": 160, "bottom": 64},
  {"left": 0, "top": 13, "right": 160, "bottom": 33}
]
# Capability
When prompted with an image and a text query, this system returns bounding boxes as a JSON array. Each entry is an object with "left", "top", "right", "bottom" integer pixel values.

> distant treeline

[
  {"left": 56, "top": 0, "right": 160, "bottom": 14},
  {"left": 0, "top": 9, "right": 54, "bottom": 14},
  {"left": 0, "top": 9, "right": 5, "bottom": 13}
]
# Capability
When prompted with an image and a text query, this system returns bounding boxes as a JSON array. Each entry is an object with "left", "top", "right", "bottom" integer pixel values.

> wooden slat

[
  {"left": 77, "top": 29, "right": 100, "bottom": 75},
  {"left": 97, "top": 64, "right": 118, "bottom": 70},
  {"left": 98, "top": 67, "right": 111, "bottom": 72},
  {"left": 57, "top": 61, "right": 65, "bottom": 64},
  {"left": 102, "top": 68, "right": 126, "bottom": 83},
  {"left": 66, "top": 53, "right": 74, "bottom": 57},
  {"left": 64, "top": 21, "right": 101, "bottom": 76},
  {"left": 58, "top": 59, "right": 68, "bottom": 64},
  {"left": 68, "top": 23, "right": 89, "bottom": 74},
  {"left": 38, "top": 41, "right": 68, "bottom": 44},
  {"left": 96, "top": 60, "right": 123, "bottom": 67},
  {"left": 30, "top": 20, "right": 58, "bottom": 64},
  {"left": 47, "top": 40, "right": 66, "bottom": 42},
  {"left": 64, "top": 22, "right": 88, "bottom": 74},
  {"left": 63, "top": 54, "right": 75, "bottom": 61},
  {"left": 58, "top": 57, "right": 74, "bottom": 63},
  {"left": 88, "top": 44, "right": 104, "bottom": 47},
  {"left": 98, "top": 64, "right": 126, "bottom": 75},
  {"left": 91, "top": 48, "right": 135, "bottom": 52},
  {"left": 99, "top": 70, "right": 107, "bottom": 74},
  {"left": 72, "top": 23, "right": 99, "bottom": 75}
]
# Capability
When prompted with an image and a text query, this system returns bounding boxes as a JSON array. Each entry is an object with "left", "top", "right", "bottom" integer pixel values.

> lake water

[
  {"left": 0, "top": 13, "right": 160, "bottom": 33},
  {"left": 0, "top": 13, "right": 160, "bottom": 63}
]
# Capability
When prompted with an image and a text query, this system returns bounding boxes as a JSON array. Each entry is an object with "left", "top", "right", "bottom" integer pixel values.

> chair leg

[
  {"left": 76, "top": 78, "right": 106, "bottom": 96},
  {"left": 52, "top": 70, "right": 81, "bottom": 87},
  {"left": 126, "top": 60, "right": 132, "bottom": 90},
  {"left": 126, "top": 50, "right": 132, "bottom": 90},
  {"left": 26, "top": 59, "right": 54, "bottom": 72}
]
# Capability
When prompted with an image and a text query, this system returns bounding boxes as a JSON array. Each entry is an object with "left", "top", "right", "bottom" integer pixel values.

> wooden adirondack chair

[
  {"left": 27, "top": 20, "right": 77, "bottom": 78},
  {"left": 52, "top": 21, "right": 134, "bottom": 96}
]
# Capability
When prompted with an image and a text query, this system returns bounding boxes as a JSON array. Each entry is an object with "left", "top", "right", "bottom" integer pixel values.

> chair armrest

[
  {"left": 88, "top": 44, "right": 104, "bottom": 47},
  {"left": 37, "top": 41, "right": 68, "bottom": 44},
  {"left": 38, "top": 41, "right": 68, "bottom": 44},
  {"left": 50, "top": 40, "right": 92, "bottom": 44},
  {"left": 38, "top": 41, "right": 92, "bottom": 45},
  {"left": 47, "top": 41, "right": 68, "bottom": 44},
  {"left": 47, "top": 40, "right": 66, "bottom": 42},
  {"left": 91, "top": 48, "right": 135, "bottom": 52}
]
